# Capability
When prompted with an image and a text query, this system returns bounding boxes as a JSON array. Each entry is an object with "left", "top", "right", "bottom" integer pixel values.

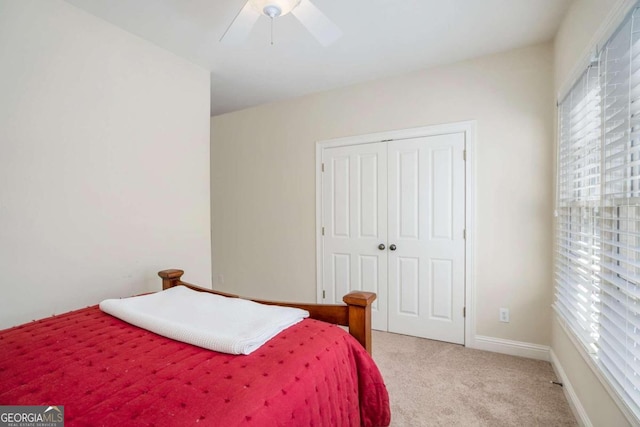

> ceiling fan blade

[
  {"left": 219, "top": 1, "right": 260, "bottom": 44},
  {"left": 291, "top": 0, "right": 342, "bottom": 47}
]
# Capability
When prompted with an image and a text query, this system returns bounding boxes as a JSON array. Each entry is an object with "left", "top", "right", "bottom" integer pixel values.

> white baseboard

[
  {"left": 470, "top": 335, "right": 550, "bottom": 361},
  {"left": 550, "top": 349, "right": 592, "bottom": 427}
]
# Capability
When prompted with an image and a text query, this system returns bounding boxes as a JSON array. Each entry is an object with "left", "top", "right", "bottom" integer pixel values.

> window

[
  {"left": 556, "top": 62, "right": 601, "bottom": 352},
  {"left": 555, "top": 5, "right": 640, "bottom": 417}
]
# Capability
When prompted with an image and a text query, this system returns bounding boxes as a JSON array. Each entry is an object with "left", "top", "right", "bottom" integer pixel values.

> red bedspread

[{"left": 0, "top": 306, "right": 390, "bottom": 426}]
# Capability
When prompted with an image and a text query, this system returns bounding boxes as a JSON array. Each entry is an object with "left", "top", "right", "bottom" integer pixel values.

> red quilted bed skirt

[{"left": 0, "top": 306, "right": 390, "bottom": 426}]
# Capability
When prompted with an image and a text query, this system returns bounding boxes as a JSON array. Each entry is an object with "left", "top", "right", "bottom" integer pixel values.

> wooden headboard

[{"left": 158, "top": 269, "right": 376, "bottom": 354}]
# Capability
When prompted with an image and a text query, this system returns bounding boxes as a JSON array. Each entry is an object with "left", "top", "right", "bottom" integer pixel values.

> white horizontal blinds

[
  {"left": 555, "top": 62, "right": 602, "bottom": 350},
  {"left": 599, "top": 8, "right": 640, "bottom": 411}
]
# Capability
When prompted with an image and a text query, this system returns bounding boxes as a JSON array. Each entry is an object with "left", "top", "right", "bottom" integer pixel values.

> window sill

[{"left": 553, "top": 310, "right": 639, "bottom": 425}]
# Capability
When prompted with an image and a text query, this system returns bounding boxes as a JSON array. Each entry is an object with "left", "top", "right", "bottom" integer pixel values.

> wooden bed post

[
  {"left": 158, "top": 269, "right": 184, "bottom": 290},
  {"left": 343, "top": 292, "right": 376, "bottom": 354}
]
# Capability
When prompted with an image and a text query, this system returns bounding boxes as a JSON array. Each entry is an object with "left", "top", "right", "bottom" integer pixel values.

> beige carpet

[{"left": 371, "top": 331, "right": 577, "bottom": 427}]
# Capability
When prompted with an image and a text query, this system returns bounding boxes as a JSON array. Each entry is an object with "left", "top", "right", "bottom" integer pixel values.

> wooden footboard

[{"left": 158, "top": 269, "right": 376, "bottom": 354}]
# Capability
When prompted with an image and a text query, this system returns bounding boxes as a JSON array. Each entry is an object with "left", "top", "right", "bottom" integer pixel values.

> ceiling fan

[{"left": 220, "top": 0, "right": 342, "bottom": 46}]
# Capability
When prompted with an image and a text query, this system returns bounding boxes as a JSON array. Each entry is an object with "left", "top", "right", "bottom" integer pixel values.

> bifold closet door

[
  {"left": 320, "top": 133, "right": 465, "bottom": 344},
  {"left": 321, "top": 142, "right": 388, "bottom": 331},
  {"left": 387, "top": 134, "right": 465, "bottom": 344}
]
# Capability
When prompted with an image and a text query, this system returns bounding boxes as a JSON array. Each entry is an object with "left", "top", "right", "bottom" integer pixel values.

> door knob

[
  {"left": 378, "top": 243, "right": 386, "bottom": 250},
  {"left": 389, "top": 244, "right": 397, "bottom": 251}
]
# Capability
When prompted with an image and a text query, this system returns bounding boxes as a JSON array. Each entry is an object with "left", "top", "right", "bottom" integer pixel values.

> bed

[{"left": 0, "top": 269, "right": 391, "bottom": 426}]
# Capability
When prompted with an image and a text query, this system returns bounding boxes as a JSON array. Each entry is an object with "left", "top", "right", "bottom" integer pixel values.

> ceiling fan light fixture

[
  {"left": 263, "top": 5, "right": 282, "bottom": 18},
  {"left": 249, "top": 0, "right": 301, "bottom": 17},
  {"left": 221, "top": 0, "right": 341, "bottom": 46}
]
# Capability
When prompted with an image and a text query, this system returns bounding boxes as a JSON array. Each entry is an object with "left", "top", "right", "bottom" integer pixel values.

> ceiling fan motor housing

[
  {"left": 263, "top": 5, "right": 282, "bottom": 18},
  {"left": 249, "top": 0, "right": 302, "bottom": 17},
  {"left": 223, "top": 0, "right": 342, "bottom": 47}
]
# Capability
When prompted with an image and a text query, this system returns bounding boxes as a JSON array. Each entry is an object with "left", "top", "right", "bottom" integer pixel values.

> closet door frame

[{"left": 315, "top": 121, "right": 477, "bottom": 347}]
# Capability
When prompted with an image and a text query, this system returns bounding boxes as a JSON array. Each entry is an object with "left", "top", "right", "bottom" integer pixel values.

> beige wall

[
  {"left": 0, "top": 0, "right": 211, "bottom": 328},
  {"left": 552, "top": 0, "right": 634, "bottom": 425},
  {"left": 211, "top": 43, "right": 554, "bottom": 346}
]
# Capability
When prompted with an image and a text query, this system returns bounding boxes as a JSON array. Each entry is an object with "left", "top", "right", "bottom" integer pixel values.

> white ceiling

[{"left": 64, "top": 0, "right": 573, "bottom": 116}]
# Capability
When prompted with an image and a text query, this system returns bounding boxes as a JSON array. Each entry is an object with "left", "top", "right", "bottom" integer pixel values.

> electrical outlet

[{"left": 499, "top": 308, "right": 510, "bottom": 323}]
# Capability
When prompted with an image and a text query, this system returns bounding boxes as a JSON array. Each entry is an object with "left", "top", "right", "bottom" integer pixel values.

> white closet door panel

[
  {"left": 333, "top": 253, "right": 351, "bottom": 302},
  {"left": 359, "top": 154, "right": 379, "bottom": 238},
  {"left": 399, "top": 150, "right": 420, "bottom": 239},
  {"left": 430, "top": 258, "right": 453, "bottom": 320},
  {"left": 398, "top": 256, "right": 420, "bottom": 315},
  {"left": 387, "top": 133, "right": 465, "bottom": 344},
  {"left": 431, "top": 147, "right": 454, "bottom": 240},
  {"left": 359, "top": 255, "right": 379, "bottom": 310},
  {"left": 321, "top": 143, "right": 388, "bottom": 330},
  {"left": 332, "top": 156, "right": 351, "bottom": 237}
]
